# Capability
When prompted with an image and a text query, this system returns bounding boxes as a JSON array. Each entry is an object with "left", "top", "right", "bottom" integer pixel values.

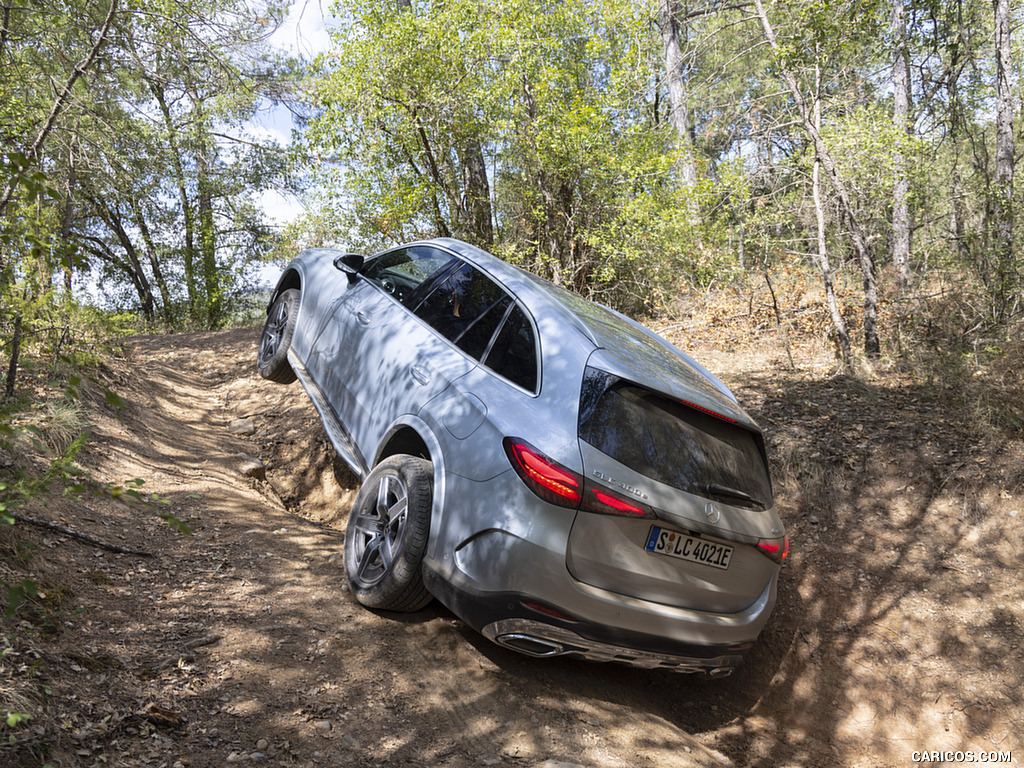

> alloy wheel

[
  {"left": 350, "top": 472, "right": 409, "bottom": 587},
  {"left": 258, "top": 299, "right": 290, "bottom": 364}
]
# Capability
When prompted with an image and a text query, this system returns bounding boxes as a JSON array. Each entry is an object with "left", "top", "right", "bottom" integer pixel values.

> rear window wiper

[{"left": 704, "top": 483, "right": 767, "bottom": 510}]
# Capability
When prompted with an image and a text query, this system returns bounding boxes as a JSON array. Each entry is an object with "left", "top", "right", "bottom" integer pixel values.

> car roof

[{"left": 427, "top": 239, "right": 755, "bottom": 428}]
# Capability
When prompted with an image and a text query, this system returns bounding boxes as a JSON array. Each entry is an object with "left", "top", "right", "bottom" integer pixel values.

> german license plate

[{"left": 645, "top": 526, "right": 733, "bottom": 570}]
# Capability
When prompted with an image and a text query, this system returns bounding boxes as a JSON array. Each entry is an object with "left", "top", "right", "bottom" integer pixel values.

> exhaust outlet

[
  {"left": 482, "top": 619, "right": 741, "bottom": 673},
  {"left": 495, "top": 633, "right": 565, "bottom": 657}
]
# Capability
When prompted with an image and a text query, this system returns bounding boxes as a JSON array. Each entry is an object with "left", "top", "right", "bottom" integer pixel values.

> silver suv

[{"left": 258, "top": 238, "right": 788, "bottom": 675}]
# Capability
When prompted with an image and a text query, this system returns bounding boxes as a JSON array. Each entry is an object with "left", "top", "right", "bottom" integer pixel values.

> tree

[
  {"left": 1, "top": 0, "right": 120, "bottom": 298},
  {"left": 1, "top": 0, "right": 297, "bottom": 329},
  {"left": 656, "top": 0, "right": 699, "bottom": 195},
  {"left": 307, "top": 0, "right": 683, "bottom": 308},
  {"left": 751, "top": 0, "right": 881, "bottom": 357},
  {"left": 0, "top": 0, "right": 118, "bottom": 224},
  {"left": 992, "top": 0, "right": 1016, "bottom": 313},
  {"left": 891, "top": 0, "right": 912, "bottom": 292},
  {"left": 812, "top": 57, "right": 852, "bottom": 364},
  {"left": 306, "top": 0, "right": 498, "bottom": 248}
]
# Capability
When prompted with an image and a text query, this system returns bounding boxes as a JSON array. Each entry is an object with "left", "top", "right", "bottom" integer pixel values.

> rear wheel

[
  {"left": 257, "top": 288, "right": 299, "bottom": 384},
  {"left": 345, "top": 455, "right": 433, "bottom": 611}
]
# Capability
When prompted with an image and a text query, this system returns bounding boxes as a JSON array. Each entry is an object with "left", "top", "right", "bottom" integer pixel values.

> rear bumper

[
  {"left": 424, "top": 558, "right": 775, "bottom": 675},
  {"left": 425, "top": 469, "right": 779, "bottom": 674}
]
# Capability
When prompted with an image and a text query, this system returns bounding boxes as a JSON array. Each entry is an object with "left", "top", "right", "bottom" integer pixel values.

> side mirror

[{"left": 333, "top": 253, "right": 364, "bottom": 281}]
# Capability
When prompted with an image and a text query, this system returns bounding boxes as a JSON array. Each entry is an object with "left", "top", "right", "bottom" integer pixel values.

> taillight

[
  {"left": 580, "top": 482, "right": 656, "bottom": 519},
  {"left": 757, "top": 535, "right": 789, "bottom": 564},
  {"left": 503, "top": 437, "right": 582, "bottom": 508},
  {"left": 504, "top": 438, "right": 657, "bottom": 519}
]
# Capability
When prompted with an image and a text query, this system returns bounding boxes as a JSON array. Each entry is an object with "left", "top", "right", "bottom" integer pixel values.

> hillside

[{"left": 1, "top": 325, "right": 1021, "bottom": 767}]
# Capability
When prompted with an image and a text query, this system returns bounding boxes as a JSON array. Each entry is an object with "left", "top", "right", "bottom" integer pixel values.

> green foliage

[
  {"left": 4, "top": 580, "right": 39, "bottom": 621},
  {"left": 305, "top": 0, "right": 730, "bottom": 309},
  {"left": 0, "top": 483, "right": 13, "bottom": 526},
  {"left": 0, "top": 0, "right": 1017, "bottom": 353},
  {"left": 0, "top": 429, "right": 89, "bottom": 510},
  {"left": 0, "top": 0, "right": 298, "bottom": 331},
  {"left": 159, "top": 512, "right": 193, "bottom": 536},
  {"left": 4, "top": 710, "right": 32, "bottom": 728}
]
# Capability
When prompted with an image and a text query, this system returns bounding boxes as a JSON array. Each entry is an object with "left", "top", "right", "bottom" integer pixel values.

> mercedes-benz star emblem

[{"left": 704, "top": 502, "right": 721, "bottom": 525}]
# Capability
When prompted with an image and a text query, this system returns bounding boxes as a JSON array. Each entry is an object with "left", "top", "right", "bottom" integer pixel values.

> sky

[
  {"left": 250, "top": 0, "right": 335, "bottom": 233},
  {"left": 247, "top": 0, "right": 336, "bottom": 283},
  {"left": 269, "top": 0, "right": 334, "bottom": 60}
]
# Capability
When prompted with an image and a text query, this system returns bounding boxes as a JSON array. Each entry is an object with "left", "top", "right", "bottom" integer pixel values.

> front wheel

[
  {"left": 257, "top": 288, "right": 299, "bottom": 384},
  {"left": 345, "top": 455, "right": 433, "bottom": 611}
]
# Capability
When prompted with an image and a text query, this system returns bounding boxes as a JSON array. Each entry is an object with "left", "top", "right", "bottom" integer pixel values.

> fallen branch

[
  {"left": 184, "top": 633, "right": 222, "bottom": 650},
  {"left": 10, "top": 512, "right": 152, "bottom": 556}
]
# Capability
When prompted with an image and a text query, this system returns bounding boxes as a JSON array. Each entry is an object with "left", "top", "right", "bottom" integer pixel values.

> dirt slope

[{"left": 2, "top": 327, "right": 1022, "bottom": 768}]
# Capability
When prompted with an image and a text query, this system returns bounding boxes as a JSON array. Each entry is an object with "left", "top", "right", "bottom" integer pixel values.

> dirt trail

[{"left": 3, "top": 327, "right": 1021, "bottom": 768}]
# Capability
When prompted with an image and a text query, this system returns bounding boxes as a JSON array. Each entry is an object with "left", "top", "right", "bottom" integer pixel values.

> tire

[
  {"left": 345, "top": 455, "right": 433, "bottom": 612},
  {"left": 257, "top": 288, "right": 299, "bottom": 384}
]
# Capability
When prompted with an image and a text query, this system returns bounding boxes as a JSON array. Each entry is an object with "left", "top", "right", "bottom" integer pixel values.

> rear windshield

[{"left": 579, "top": 370, "right": 772, "bottom": 509}]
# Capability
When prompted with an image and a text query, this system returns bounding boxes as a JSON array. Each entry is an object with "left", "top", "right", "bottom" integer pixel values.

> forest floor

[{"left": 1, "top": 316, "right": 1022, "bottom": 767}]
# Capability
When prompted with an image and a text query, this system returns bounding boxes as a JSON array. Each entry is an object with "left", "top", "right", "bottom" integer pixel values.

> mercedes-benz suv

[{"left": 257, "top": 237, "right": 788, "bottom": 675}]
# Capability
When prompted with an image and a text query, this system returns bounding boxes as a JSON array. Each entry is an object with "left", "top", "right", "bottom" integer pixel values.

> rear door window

[
  {"left": 482, "top": 304, "right": 537, "bottom": 392},
  {"left": 413, "top": 260, "right": 538, "bottom": 392},
  {"left": 579, "top": 368, "right": 772, "bottom": 508}
]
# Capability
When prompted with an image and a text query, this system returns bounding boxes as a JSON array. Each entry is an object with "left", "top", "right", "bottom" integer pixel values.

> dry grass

[{"left": 38, "top": 400, "right": 89, "bottom": 453}]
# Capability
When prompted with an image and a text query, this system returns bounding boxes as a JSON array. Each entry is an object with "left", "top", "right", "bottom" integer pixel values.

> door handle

[
  {"left": 356, "top": 311, "right": 371, "bottom": 326},
  {"left": 411, "top": 366, "right": 431, "bottom": 386}
]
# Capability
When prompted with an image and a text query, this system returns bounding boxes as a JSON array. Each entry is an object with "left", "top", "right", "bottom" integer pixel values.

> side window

[
  {"left": 456, "top": 294, "right": 512, "bottom": 359},
  {"left": 415, "top": 262, "right": 509, "bottom": 355},
  {"left": 412, "top": 258, "right": 539, "bottom": 392},
  {"left": 483, "top": 304, "right": 538, "bottom": 392},
  {"left": 362, "top": 246, "right": 456, "bottom": 305}
]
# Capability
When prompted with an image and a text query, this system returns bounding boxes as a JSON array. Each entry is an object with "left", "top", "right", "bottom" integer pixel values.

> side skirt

[{"left": 287, "top": 349, "right": 370, "bottom": 479}]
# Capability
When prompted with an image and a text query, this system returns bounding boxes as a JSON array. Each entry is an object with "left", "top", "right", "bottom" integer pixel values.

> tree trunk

[
  {"left": 459, "top": 140, "right": 493, "bottom": 249},
  {"left": 151, "top": 80, "right": 199, "bottom": 321},
  {"left": 891, "top": 0, "right": 912, "bottom": 292},
  {"left": 4, "top": 314, "right": 21, "bottom": 400},
  {"left": 813, "top": 61, "right": 852, "bottom": 364},
  {"left": 59, "top": 137, "right": 78, "bottom": 293},
  {"left": 79, "top": 227, "right": 157, "bottom": 320},
  {"left": 132, "top": 197, "right": 174, "bottom": 324},
  {"left": 34, "top": 180, "right": 53, "bottom": 294},
  {"left": 98, "top": 202, "right": 157, "bottom": 319},
  {"left": 993, "top": 0, "right": 1016, "bottom": 313},
  {"left": 0, "top": 0, "right": 13, "bottom": 62},
  {"left": 752, "top": 0, "right": 880, "bottom": 357},
  {"left": 196, "top": 140, "right": 221, "bottom": 328},
  {"left": 656, "top": 0, "right": 699, "bottom": 197},
  {"left": 946, "top": 40, "right": 971, "bottom": 264}
]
